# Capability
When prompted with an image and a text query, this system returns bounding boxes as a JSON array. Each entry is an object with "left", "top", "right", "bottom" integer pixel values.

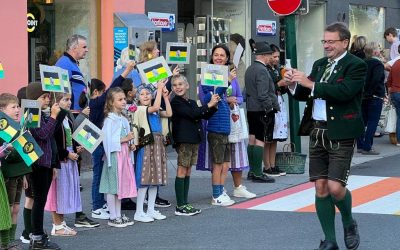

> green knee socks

[
  {"left": 315, "top": 195, "right": 337, "bottom": 243},
  {"left": 332, "top": 189, "right": 354, "bottom": 227},
  {"left": 247, "top": 145, "right": 254, "bottom": 173},
  {"left": 0, "top": 229, "right": 10, "bottom": 248},
  {"left": 184, "top": 176, "right": 190, "bottom": 205},
  {"left": 9, "top": 224, "right": 16, "bottom": 241},
  {"left": 175, "top": 177, "right": 185, "bottom": 207},
  {"left": 252, "top": 145, "right": 264, "bottom": 176}
]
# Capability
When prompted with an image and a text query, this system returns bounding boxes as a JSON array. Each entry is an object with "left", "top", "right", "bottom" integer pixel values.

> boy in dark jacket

[{"left": 170, "top": 75, "right": 219, "bottom": 216}]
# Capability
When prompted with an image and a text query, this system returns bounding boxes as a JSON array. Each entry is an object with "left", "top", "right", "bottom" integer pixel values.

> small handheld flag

[
  {"left": 11, "top": 131, "right": 43, "bottom": 167},
  {"left": 201, "top": 64, "right": 229, "bottom": 87},
  {"left": 72, "top": 119, "right": 104, "bottom": 153},
  {"left": 0, "top": 111, "right": 21, "bottom": 142},
  {"left": 20, "top": 100, "right": 41, "bottom": 129}
]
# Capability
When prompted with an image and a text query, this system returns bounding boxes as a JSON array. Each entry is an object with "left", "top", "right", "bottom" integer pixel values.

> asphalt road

[{"left": 15, "top": 153, "right": 400, "bottom": 250}]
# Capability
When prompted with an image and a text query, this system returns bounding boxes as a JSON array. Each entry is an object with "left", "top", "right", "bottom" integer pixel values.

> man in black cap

[{"left": 245, "top": 42, "right": 280, "bottom": 183}]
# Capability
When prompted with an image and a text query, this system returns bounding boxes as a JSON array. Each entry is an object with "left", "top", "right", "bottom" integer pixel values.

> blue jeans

[
  {"left": 92, "top": 144, "right": 106, "bottom": 210},
  {"left": 357, "top": 98, "right": 383, "bottom": 151},
  {"left": 391, "top": 92, "right": 400, "bottom": 141}
]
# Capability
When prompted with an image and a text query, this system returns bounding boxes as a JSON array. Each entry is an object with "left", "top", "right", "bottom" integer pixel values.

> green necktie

[{"left": 320, "top": 61, "right": 334, "bottom": 82}]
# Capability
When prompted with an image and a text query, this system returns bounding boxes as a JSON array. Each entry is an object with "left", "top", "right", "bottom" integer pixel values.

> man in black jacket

[{"left": 170, "top": 75, "right": 219, "bottom": 215}]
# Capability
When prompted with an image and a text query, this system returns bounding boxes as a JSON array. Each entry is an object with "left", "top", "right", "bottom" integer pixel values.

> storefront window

[{"left": 349, "top": 5, "right": 385, "bottom": 48}]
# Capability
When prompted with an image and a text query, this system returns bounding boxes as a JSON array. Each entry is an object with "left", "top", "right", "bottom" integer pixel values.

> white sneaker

[
  {"left": 20, "top": 236, "right": 30, "bottom": 244},
  {"left": 147, "top": 210, "right": 166, "bottom": 220},
  {"left": 91, "top": 208, "right": 110, "bottom": 220},
  {"left": 134, "top": 212, "right": 154, "bottom": 223},
  {"left": 211, "top": 194, "right": 235, "bottom": 206},
  {"left": 222, "top": 191, "right": 235, "bottom": 204},
  {"left": 233, "top": 185, "right": 256, "bottom": 199}
]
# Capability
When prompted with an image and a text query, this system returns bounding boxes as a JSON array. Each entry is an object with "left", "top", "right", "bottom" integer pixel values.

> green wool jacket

[
  {"left": 0, "top": 138, "right": 32, "bottom": 178},
  {"left": 292, "top": 52, "right": 367, "bottom": 140}
]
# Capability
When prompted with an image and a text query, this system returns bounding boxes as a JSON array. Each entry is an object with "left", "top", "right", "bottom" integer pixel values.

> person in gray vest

[{"left": 245, "top": 42, "right": 279, "bottom": 183}]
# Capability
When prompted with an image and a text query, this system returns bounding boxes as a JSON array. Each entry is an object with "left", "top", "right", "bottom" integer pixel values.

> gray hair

[
  {"left": 353, "top": 36, "right": 367, "bottom": 51},
  {"left": 66, "top": 34, "right": 87, "bottom": 51},
  {"left": 364, "top": 42, "right": 379, "bottom": 59},
  {"left": 171, "top": 75, "right": 188, "bottom": 85}
]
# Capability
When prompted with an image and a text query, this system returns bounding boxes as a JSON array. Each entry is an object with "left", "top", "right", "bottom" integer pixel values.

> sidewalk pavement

[{"left": 78, "top": 134, "right": 399, "bottom": 211}]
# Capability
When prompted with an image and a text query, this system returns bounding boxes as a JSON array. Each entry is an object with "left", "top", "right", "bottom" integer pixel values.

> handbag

[
  {"left": 384, "top": 104, "right": 397, "bottom": 133},
  {"left": 228, "top": 105, "right": 242, "bottom": 143},
  {"left": 238, "top": 107, "right": 249, "bottom": 140}
]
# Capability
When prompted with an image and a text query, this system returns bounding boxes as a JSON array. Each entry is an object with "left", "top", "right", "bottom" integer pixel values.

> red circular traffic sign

[{"left": 266, "top": 0, "right": 302, "bottom": 15}]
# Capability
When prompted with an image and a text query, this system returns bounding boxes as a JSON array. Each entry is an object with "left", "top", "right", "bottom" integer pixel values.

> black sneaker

[
  {"left": 175, "top": 204, "right": 201, "bottom": 216},
  {"left": 274, "top": 166, "right": 286, "bottom": 176},
  {"left": 30, "top": 235, "right": 60, "bottom": 250},
  {"left": 247, "top": 172, "right": 255, "bottom": 180},
  {"left": 121, "top": 199, "right": 136, "bottom": 210},
  {"left": 252, "top": 174, "right": 275, "bottom": 183},
  {"left": 263, "top": 167, "right": 280, "bottom": 177},
  {"left": 155, "top": 196, "right": 171, "bottom": 208},
  {"left": 74, "top": 216, "right": 100, "bottom": 228}
]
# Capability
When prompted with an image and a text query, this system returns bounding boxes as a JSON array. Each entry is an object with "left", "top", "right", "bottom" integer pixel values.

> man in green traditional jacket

[{"left": 284, "top": 22, "right": 367, "bottom": 250}]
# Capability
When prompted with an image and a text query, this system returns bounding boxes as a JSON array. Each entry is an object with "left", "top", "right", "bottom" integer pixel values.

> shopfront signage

[
  {"left": 256, "top": 20, "right": 276, "bottom": 36},
  {"left": 27, "top": 13, "right": 38, "bottom": 32},
  {"left": 266, "top": 0, "right": 302, "bottom": 16},
  {"left": 148, "top": 12, "right": 175, "bottom": 32},
  {"left": 113, "top": 27, "right": 128, "bottom": 70}
]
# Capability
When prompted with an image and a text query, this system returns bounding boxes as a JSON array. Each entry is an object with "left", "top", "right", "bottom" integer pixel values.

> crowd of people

[{"left": 0, "top": 22, "right": 399, "bottom": 250}]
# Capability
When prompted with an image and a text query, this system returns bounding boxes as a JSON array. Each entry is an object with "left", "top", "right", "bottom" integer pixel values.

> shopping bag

[
  {"left": 384, "top": 104, "right": 397, "bottom": 133},
  {"left": 228, "top": 105, "right": 242, "bottom": 143},
  {"left": 238, "top": 108, "right": 249, "bottom": 140}
]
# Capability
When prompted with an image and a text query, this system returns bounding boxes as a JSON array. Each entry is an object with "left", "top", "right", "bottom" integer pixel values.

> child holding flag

[
  {"left": 0, "top": 93, "right": 32, "bottom": 250},
  {"left": 44, "top": 92, "right": 92, "bottom": 236},
  {"left": 100, "top": 87, "right": 137, "bottom": 227},
  {"left": 133, "top": 80, "right": 171, "bottom": 222},
  {"left": 26, "top": 82, "right": 61, "bottom": 250}
]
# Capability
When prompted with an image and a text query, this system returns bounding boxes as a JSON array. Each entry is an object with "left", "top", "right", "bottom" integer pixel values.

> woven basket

[{"left": 275, "top": 143, "right": 307, "bottom": 174}]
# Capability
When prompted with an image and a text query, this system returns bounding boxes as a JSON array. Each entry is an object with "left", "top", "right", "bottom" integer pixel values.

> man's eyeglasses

[{"left": 320, "top": 39, "right": 346, "bottom": 45}]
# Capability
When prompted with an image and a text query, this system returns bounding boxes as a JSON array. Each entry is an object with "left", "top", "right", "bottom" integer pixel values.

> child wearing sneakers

[
  {"left": 132, "top": 80, "right": 171, "bottom": 222},
  {"left": 170, "top": 75, "right": 218, "bottom": 215},
  {"left": 79, "top": 61, "right": 136, "bottom": 220},
  {"left": 100, "top": 88, "right": 137, "bottom": 228}
]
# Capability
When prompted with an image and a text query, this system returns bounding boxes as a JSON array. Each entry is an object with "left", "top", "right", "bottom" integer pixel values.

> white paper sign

[{"left": 233, "top": 43, "right": 244, "bottom": 68}]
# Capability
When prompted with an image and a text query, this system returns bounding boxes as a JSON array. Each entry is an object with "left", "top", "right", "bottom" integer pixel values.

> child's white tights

[
  {"left": 136, "top": 186, "right": 157, "bottom": 214},
  {"left": 106, "top": 194, "right": 121, "bottom": 220}
]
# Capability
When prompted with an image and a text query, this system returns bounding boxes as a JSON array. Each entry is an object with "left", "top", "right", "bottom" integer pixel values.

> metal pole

[{"left": 284, "top": 15, "right": 302, "bottom": 153}]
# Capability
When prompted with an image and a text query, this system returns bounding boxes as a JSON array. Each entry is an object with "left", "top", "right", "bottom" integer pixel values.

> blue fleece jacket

[{"left": 200, "top": 85, "right": 230, "bottom": 135}]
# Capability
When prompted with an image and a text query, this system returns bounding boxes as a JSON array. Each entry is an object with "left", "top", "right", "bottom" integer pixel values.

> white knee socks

[
  {"left": 136, "top": 187, "right": 148, "bottom": 214},
  {"left": 147, "top": 186, "right": 157, "bottom": 214}
]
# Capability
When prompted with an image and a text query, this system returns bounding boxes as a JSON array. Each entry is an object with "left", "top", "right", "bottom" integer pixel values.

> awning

[{"left": 114, "top": 13, "right": 160, "bottom": 30}]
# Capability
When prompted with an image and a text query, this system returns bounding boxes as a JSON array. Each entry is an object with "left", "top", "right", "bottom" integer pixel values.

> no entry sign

[{"left": 267, "top": 0, "right": 302, "bottom": 15}]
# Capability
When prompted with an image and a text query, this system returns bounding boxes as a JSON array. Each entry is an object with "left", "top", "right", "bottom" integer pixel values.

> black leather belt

[{"left": 313, "top": 120, "right": 327, "bottom": 128}]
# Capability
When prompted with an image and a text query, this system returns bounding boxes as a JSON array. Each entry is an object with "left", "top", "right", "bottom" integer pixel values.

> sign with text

[
  {"left": 256, "top": 20, "right": 277, "bottom": 36},
  {"left": 148, "top": 12, "right": 175, "bottom": 32},
  {"left": 113, "top": 27, "right": 128, "bottom": 68}
]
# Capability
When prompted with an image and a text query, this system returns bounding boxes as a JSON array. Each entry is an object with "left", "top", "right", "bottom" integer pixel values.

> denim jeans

[
  {"left": 357, "top": 98, "right": 383, "bottom": 151},
  {"left": 391, "top": 93, "right": 400, "bottom": 141},
  {"left": 92, "top": 144, "right": 105, "bottom": 210}
]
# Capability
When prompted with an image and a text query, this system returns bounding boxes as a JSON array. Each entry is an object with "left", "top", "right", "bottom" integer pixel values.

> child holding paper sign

[
  {"left": 0, "top": 93, "right": 31, "bottom": 250},
  {"left": 132, "top": 79, "right": 172, "bottom": 222},
  {"left": 100, "top": 88, "right": 137, "bottom": 228},
  {"left": 45, "top": 92, "right": 96, "bottom": 236},
  {"left": 25, "top": 82, "right": 61, "bottom": 250}
]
